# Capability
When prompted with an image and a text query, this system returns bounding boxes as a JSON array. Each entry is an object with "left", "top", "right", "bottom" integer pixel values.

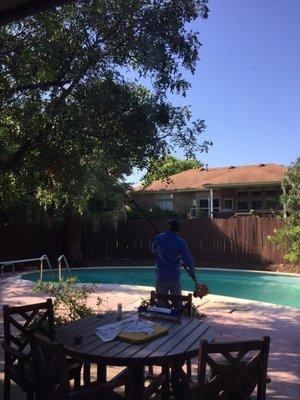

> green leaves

[
  {"left": 269, "top": 157, "right": 300, "bottom": 263},
  {"left": 33, "top": 276, "right": 109, "bottom": 325},
  {"left": 142, "top": 155, "right": 203, "bottom": 187},
  {"left": 0, "top": 0, "right": 210, "bottom": 218}
]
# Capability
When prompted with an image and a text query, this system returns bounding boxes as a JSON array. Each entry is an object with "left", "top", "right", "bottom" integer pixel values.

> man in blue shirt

[{"left": 152, "top": 219, "right": 196, "bottom": 297}]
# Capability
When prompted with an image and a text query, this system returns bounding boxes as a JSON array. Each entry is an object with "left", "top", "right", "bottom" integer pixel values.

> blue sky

[{"left": 128, "top": 0, "right": 300, "bottom": 184}]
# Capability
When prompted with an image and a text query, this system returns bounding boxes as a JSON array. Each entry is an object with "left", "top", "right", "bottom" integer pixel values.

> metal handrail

[
  {"left": 0, "top": 262, "right": 15, "bottom": 277},
  {"left": 57, "top": 254, "right": 70, "bottom": 280},
  {"left": 40, "top": 254, "right": 52, "bottom": 281},
  {"left": 0, "top": 255, "right": 52, "bottom": 280}
]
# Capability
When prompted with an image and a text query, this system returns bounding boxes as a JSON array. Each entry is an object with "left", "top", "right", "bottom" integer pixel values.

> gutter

[{"left": 134, "top": 181, "right": 282, "bottom": 194}]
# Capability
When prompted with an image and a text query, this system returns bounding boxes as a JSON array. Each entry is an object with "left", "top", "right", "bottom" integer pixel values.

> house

[{"left": 133, "top": 163, "right": 287, "bottom": 218}]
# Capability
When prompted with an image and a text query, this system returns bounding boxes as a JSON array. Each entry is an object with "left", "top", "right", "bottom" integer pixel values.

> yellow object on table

[{"left": 118, "top": 325, "right": 169, "bottom": 343}]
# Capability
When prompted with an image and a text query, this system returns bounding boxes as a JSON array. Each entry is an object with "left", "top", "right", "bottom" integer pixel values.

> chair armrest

[
  {"left": 65, "top": 383, "right": 123, "bottom": 400},
  {"left": 65, "top": 372, "right": 132, "bottom": 400},
  {"left": 1, "top": 341, "right": 30, "bottom": 361}
]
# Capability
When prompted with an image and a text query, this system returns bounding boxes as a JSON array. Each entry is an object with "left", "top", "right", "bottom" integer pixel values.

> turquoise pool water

[{"left": 23, "top": 267, "right": 300, "bottom": 309}]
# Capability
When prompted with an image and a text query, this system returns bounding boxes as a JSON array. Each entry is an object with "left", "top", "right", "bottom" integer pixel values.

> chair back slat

[
  {"left": 3, "top": 299, "right": 55, "bottom": 366},
  {"left": 197, "top": 336, "right": 270, "bottom": 400},
  {"left": 150, "top": 291, "right": 193, "bottom": 316},
  {"left": 30, "top": 332, "right": 70, "bottom": 399}
]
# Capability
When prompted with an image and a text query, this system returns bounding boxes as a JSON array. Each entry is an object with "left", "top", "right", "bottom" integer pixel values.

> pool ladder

[
  {"left": 0, "top": 254, "right": 52, "bottom": 281},
  {"left": 57, "top": 254, "right": 71, "bottom": 280}
]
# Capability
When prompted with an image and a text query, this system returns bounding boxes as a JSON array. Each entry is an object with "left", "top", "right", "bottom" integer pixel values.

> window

[
  {"left": 190, "top": 199, "right": 197, "bottom": 217},
  {"left": 213, "top": 199, "right": 219, "bottom": 208},
  {"left": 155, "top": 193, "right": 173, "bottom": 210},
  {"left": 252, "top": 191, "right": 262, "bottom": 197},
  {"left": 251, "top": 200, "right": 262, "bottom": 210},
  {"left": 265, "top": 189, "right": 279, "bottom": 210},
  {"left": 266, "top": 200, "right": 278, "bottom": 210},
  {"left": 199, "top": 198, "right": 209, "bottom": 217},
  {"left": 213, "top": 199, "right": 220, "bottom": 215},
  {"left": 199, "top": 197, "right": 220, "bottom": 216},
  {"left": 251, "top": 189, "right": 262, "bottom": 210},
  {"left": 238, "top": 191, "right": 248, "bottom": 211},
  {"left": 238, "top": 200, "right": 248, "bottom": 210},
  {"left": 224, "top": 198, "right": 233, "bottom": 210},
  {"left": 199, "top": 199, "right": 208, "bottom": 208},
  {"left": 266, "top": 190, "right": 277, "bottom": 197}
]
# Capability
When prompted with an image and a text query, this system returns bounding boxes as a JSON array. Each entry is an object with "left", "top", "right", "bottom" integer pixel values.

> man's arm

[{"left": 179, "top": 240, "right": 196, "bottom": 279}]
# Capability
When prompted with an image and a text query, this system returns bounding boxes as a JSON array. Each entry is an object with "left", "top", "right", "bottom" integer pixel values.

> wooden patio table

[{"left": 55, "top": 311, "right": 214, "bottom": 400}]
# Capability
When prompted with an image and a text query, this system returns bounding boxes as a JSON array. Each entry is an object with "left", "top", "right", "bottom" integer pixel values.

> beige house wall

[{"left": 133, "top": 184, "right": 282, "bottom": 214}]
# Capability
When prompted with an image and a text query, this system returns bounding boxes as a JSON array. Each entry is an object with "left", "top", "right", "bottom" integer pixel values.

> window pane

[
  {"left": 266, "top": 200, "right": 278, "bottom": 210},
  {"left": 213, "top": 199, "right": 219, "bottom": 208},
  {"left": 238, "top": 201, "right": 248, "bottom": 210},
  {"left": 224, "top": 199, "right": 233, "bottom": 209},
  {"left": 155, "top": 193, "right": 173, "bottom": 199},
  {"left": 199, "top": 209, "right": 209, "bottom": 217},
  {"left": 252, "top": 191, "right": 262, "bottom": 197},
  {"left": 266, "top": 190, "right": 277, "bottom": 197},
  {"left": 199, "top": 199, "right": 208, "bottom": 208},
  {"left": 155, "top": 199, "right": 173, "bottom": 210},
  {"left": 164, "top": 200, "right": 173, "bottom": 210},
  {"left": 238, "top": 191, "right": 247, "bottom": 197},
  {"left": 252, "top": 200, "right": 262, "bottom": 210}
]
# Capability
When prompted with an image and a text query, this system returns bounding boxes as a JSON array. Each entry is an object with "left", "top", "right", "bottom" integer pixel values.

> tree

[
  {"left": 269, "top": 157, "right": 300, "bottom": 263},
  {"left": 142, "top": 155, "right": 203, "bottom": 187},
  {"left": 0, "top": 1, "right": 211, "bottom": 260},
  {"left": 0, "top": 1, "right": 210, "bottom": 203}
]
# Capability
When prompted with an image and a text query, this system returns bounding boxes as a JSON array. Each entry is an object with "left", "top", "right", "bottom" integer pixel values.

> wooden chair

[
  {"left": 186, "top": 336, "right": 270, "bottom": 400},
  {"left": 149, "top": 291, "right": 193, "bottom": 381},
  {"left": 1, "top": 299, "right": 81, "bottom": 400},
  {"left": 29, "top": 331, "right": 129, "bottom": 400},
  {"left": 150, "top": 290, "right": 193, "bottom": 316}
]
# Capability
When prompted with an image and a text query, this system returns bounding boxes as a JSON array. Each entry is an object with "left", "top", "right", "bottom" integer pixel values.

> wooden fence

[
  {"left": 0, "top": 217, "right": 285, "bottom": 267},
  {"left": 83, "top": 217, "right": 285, "bottom": 265}
]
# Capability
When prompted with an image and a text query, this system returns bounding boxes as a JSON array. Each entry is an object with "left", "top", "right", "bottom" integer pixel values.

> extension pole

[{"left": 125, "top": 191, "right": 197, "bottom": 283}]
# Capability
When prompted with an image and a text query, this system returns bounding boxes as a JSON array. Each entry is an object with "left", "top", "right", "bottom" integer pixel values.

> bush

[
  {"left": 33, "top": 276, "right": 108, "bottom": 326},
  {"left": 269, "top": 157, "right": 300, "bottom": 263},
  {"left": 270, "top": 225, "right": 300, "bottom": 263}
]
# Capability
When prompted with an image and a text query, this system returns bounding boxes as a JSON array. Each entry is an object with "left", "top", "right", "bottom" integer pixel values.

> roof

[
  {"left": 136, "top": 163, "right": 287, "bottom": 193},
  {"left": 0, "top": 0, "right": 73, "bottom": 25}
]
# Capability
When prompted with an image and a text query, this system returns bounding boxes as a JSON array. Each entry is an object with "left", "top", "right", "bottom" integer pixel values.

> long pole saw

[
  {"left": 126, "top": 192, "right": 195, "bottom": 280},
  {"left": 125, "top": 191, "right": 209, "bottom": 298}
]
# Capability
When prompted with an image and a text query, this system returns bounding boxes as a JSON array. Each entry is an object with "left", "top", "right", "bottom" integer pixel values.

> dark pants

[{"left": 155, "top": 279, "right": 182, "bottom": 309}]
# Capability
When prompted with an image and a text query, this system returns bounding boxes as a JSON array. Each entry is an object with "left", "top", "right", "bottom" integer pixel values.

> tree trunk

[{"left": 66, "top": 210, "right": 83, "bottom": 262}]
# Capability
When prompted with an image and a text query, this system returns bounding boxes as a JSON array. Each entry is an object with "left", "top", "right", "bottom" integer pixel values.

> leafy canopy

[
  {"left": 0, "top": 0, "right": 210, "bottom": 213},
  {"left": 142, "top": 155, "right": 203, "bottom": 187},
  {"left": 269, "top": 157, "right": 300, "bottom": 263}
]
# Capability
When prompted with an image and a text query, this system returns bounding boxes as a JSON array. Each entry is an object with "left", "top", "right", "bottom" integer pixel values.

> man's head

[{"left": 168, "top": 219, "right": 181, "bottom": 232}]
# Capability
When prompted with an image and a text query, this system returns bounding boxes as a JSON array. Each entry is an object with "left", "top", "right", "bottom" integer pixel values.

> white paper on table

[
  {"left": 95, "top": 316, "right": 155, "bottom": 342},
  {"left": 147, "top": 306, "right": 172, "bottom": 314}
]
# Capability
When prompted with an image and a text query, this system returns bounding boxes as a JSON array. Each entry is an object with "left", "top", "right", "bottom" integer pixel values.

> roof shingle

[{"left": 136, "top": 163, "right": 287, "bottom": 192}]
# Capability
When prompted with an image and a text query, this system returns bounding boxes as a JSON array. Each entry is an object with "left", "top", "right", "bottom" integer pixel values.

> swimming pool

[{"left": 23, "top": 267, "right": 300, "bottom": 309}]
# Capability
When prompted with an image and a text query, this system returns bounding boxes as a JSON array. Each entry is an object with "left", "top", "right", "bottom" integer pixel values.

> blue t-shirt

[{"left": 152, "top": 231, "right": 195, "bottom": 281}]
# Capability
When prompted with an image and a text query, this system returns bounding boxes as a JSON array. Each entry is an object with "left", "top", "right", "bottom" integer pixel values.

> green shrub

[
  {"left": 269, "top": 157, "right": 300, "bottom": 263},
  {"left": 33, "top": 276, "right": 108, "bottom": 326}
]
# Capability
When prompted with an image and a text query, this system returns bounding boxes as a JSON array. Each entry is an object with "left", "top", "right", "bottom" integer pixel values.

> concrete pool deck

[{"left": 0, "top": 275, "right": 299, "bottom": 399}]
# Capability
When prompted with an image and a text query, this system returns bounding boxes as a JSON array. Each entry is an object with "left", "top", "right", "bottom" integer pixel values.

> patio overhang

[
  {"left": 134, "top": 181, "right": 282, "bottom": 194},
  {"left": 202, "top": 181, "right": 282, "bottom": 189},
  {"left": 0, "top": 0, "right": 74, "bottom": 25}
]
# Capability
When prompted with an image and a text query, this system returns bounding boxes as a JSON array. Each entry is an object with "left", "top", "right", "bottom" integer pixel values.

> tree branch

[
  {"left": 9, "top": 79, "right": 70, "bottom": 93},
  {"left": 0, "top": 5, "right": 133, "bottom": 175}
]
